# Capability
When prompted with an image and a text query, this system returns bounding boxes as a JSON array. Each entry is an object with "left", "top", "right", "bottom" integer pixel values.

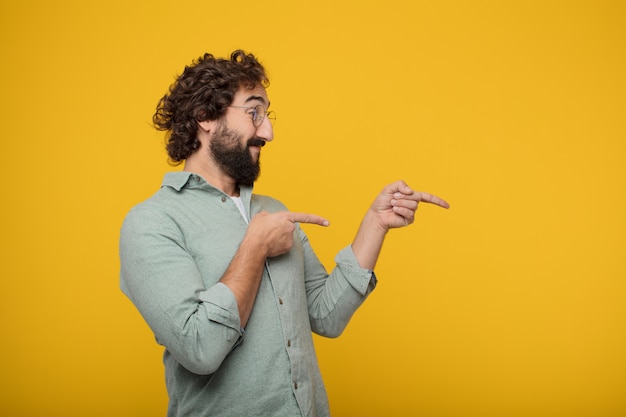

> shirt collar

[
  {"left": 161, "top": 171, "right": 253, "bottom": 205},
  {"left": 161, "top": 171, "right": 194, "bottom": 191}
]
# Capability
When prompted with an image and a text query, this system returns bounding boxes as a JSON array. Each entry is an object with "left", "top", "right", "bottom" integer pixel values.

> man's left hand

[{"left": 370, "top": 180, "right": 450, "bottom": 231}]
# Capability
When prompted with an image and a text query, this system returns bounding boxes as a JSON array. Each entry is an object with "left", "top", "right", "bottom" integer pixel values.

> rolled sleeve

[
  {"left": 335, "top": 246, "right": 378, "bottom": 296},
  {"left": 120, "top": 207, "right": 243, "bottom": 375},
  {"left": 198, "top": 283, "right": 242, "bottom": 331},
  {"left": 300, "top": 230, "right": 378, "bottom": 338}
]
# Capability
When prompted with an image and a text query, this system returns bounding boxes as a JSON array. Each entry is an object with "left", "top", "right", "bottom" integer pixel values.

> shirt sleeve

[
  {"left": 119, "top": 205, "right": 243, "bottom": 375},
  {"left": 297, "top": 227, "right": 377, "bottom": 338}
]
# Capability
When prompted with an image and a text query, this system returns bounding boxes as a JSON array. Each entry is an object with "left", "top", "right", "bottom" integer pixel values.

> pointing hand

[
  {"left": 248, "top": 211, "right": 330, "bottom": 257},
  {"left": 370, "top": 180, "right": 449, "bottom": 231}
]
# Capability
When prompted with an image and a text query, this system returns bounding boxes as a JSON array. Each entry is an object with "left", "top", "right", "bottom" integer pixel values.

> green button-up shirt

[{"left": 120, "top": 172, "right": 376, "bottom": 417}]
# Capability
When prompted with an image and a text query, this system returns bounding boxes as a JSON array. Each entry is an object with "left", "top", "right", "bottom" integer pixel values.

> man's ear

[{"left": 198, "top": 119, "right": 214, "bottom": 132}]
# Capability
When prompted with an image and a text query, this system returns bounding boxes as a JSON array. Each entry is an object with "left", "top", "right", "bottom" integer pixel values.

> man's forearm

[
  {"left": 351, "top": 210, "right": 388, "bottom": 271},
  {"left": 219, "top": 237, "right": 267, "bottom": 327}
]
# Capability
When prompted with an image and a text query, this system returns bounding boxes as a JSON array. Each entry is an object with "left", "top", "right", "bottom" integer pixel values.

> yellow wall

[{"left": 1, "top": 1, "right": 624, "bottom": 416}]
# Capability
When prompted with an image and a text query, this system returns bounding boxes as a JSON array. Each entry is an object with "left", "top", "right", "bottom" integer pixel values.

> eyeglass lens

[{"left": 251, "top": 105, "right": 276, "bottom": 127}]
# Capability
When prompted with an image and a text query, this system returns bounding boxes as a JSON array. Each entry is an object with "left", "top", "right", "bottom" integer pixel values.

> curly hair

[{"left": 153, "top": 50, "right": 269, "bottom": 164}]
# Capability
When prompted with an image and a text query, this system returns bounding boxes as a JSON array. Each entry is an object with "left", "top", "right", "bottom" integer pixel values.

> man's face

[
  {"left": 209, "top": 120, "right": 262, "bottom": 186},
  {"left": 208, "top": 85, "right": 273, "bottom": 186}
]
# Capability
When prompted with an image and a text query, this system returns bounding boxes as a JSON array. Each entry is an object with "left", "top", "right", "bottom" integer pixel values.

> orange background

[{"left": 1, "top": 1, "right": 625, "bottom": 416}]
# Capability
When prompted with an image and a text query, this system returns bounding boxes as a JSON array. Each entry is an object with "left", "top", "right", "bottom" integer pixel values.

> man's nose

[{"left": 256, "top": 116, "right": 274, "bottom": 142}]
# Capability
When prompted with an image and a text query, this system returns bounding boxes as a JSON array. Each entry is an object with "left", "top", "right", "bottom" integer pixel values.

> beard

[{"left": 209, "top": 121, "right": 263, "bottom": 186}]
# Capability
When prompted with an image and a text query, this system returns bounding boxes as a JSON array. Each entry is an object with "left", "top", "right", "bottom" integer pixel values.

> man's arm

[
  {"left": 351, "top": 180, "right": 450, "bottom": 270},
  {"left": 300, "top": 181, "right": 449, "bottom": 337},
  {"left": 120, "top": 207, "right": 328, "bottom": 374},
  {"left": 219, "top": 211, "right": 329, "bottom": 327}
]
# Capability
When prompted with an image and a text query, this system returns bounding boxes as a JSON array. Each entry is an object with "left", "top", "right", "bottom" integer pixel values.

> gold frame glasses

[{"left": 229, "top": 104, "right": 276, "bottom": 127}]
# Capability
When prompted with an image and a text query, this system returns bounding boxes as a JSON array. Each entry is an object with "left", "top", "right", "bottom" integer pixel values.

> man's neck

[{"left": 183, "top": 157, "right": 239, "bottom": 197}]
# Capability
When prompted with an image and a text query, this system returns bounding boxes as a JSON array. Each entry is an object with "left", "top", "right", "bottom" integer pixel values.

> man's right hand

[{"left": 248, "top": 211, "right": 330, "bottom": 258}]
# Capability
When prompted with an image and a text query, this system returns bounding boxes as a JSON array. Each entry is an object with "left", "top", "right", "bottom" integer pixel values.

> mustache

[{"left": 247, "top": 138, "right": 266, "bottom": 147}]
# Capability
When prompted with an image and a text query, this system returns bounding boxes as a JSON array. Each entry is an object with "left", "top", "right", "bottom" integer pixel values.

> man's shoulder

[
  {"left": 121, "top": 179, "right": 187, "bottom": 231},
  {"left": 121, "top": 192, "right": 171, "bottom": 231}
]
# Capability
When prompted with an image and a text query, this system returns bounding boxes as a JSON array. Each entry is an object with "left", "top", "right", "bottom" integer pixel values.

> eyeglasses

[{"left": 229, "top": 104, "right": 276, "bottom": 127}]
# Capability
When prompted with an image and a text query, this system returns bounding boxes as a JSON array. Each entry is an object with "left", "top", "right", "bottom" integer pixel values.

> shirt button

[
  {"left": 287, "top": 340, "right": 291, "bottom": 347},
  {"left": 278, "top": 298, "right": 284, "bottom": 305},
  {"left": 221, "top": 197, "right": 227, "bottom": 202},
  {"left": 294, "top": 382, "right": 298, "bottom": 390}
]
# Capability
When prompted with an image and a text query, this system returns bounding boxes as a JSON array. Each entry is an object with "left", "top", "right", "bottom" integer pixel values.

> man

[{"left": 119, "top": 50, "right": 449, "bottom": 417}]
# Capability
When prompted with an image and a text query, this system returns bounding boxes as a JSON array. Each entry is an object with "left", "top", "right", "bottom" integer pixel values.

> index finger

[
  {"left": 414, "top": 192, "right": 450, "bottom": 209},
  {"left": 288, "top": 212, "right": 330, "bottom": 227}
]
